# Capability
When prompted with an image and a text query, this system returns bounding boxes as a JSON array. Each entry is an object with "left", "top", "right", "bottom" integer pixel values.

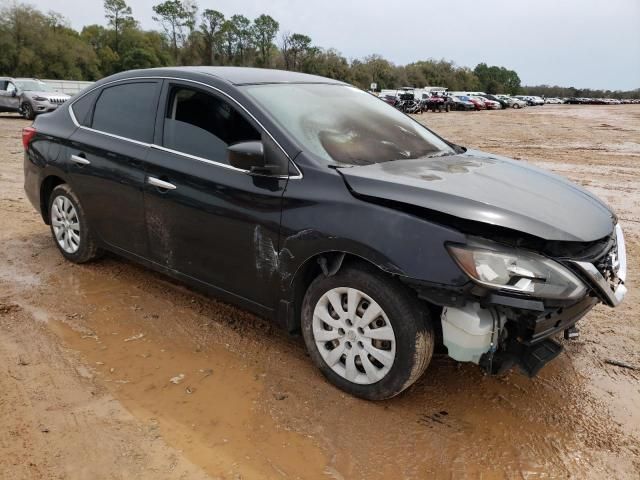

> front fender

[{"left": 278, "top": 165, "right": 470, "bottom": 294}]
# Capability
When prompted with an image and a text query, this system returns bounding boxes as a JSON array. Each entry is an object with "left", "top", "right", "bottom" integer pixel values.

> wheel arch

[
  {"left": 283, "top": 250, "right": 404, "bottom": 334},
  {"left": 40, "top": 175, "right": 67, "bottom": 224}
]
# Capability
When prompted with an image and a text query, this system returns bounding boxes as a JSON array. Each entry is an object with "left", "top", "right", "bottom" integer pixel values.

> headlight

[
  {"left": 33, "top": 96, "right": 48, "bottom": 101},
  {"left": 448, "top": 242, "right": 586, "bottom": 300}
]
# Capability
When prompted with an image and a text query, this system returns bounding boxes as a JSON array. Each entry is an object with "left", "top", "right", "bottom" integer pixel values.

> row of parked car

[
  {"left": 377, "top": 87, "right": 639, "bottom": 114},
  {"left": 563, "top": 97, "right": 639, "bottom": 104}
]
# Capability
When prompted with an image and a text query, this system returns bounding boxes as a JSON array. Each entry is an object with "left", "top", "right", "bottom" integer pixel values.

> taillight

[{"left": 22, "top": 126, "right": 36, "bottom": 150}]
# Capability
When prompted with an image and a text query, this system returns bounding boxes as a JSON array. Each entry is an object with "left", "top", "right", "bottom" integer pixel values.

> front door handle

[
  {"left": 70, "top": 154, "right": 90, "bottom": 165},
  {"left": 147, "top": 176, "right": 177, "bottom": 190}
]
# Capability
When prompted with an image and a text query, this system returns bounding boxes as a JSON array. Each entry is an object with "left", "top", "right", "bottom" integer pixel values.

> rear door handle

[
  {"left": 147, "top": 176, "right": 177, "bottom": 190},
  {"left": 70, "top": 154, "right": 90, "bottom": 165}
]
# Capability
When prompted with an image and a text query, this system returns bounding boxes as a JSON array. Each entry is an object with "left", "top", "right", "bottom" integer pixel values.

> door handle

[
  {"left": 70, "top": 154, "right": 90, "bottom": 165},
  {"left": 147, "top": 176, "right": 177, "bottom": 190}
]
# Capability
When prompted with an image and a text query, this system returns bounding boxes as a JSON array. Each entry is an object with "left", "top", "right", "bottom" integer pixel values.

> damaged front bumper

[
  {"left": 407, "top": 224, "right": 628, "bottom": 376},
  {"left": 571, "top": 224, "right": 627, "bottom": 307}
]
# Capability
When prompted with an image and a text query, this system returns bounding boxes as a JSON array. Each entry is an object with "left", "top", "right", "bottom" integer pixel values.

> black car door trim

[{"left": 67, "top": 76, "right": 303, "bottom": 180}]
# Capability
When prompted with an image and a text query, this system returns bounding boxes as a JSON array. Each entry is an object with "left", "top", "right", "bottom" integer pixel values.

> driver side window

[
  {"left": 162, "top": 85, "right": 261, "bottom": 164},
  {"left": 6, "top": 83, "right": 16, "bottom": 93}
]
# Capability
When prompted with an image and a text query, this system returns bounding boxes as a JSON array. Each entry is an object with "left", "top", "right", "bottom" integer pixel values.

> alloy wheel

[
  {"left": 312, "top": 287, "right": 396, "bottom": 385},
  {"left": 51, "top": 195, "right": 81, "bottom": 253}
]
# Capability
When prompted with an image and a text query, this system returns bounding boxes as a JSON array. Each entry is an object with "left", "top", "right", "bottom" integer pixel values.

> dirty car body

[{"left": 23, "top": 67, "right": 627, "bottom": 399}]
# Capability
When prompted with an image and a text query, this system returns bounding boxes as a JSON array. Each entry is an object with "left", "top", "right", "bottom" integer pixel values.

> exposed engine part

[{"left": 440, "top": 303, "right": 505, "bottom": 364}]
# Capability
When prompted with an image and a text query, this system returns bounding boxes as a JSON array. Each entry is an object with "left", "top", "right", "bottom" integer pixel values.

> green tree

[
  {"left": 350, "top": 54, "right": 398, "bottom": 90},
  {"left": 230, "top": 14, "right": 251, "bottom": 65},
  {"left": 152, "top": 0, "right": 193, "bottom": 63},
  {"left": 281, "top": 32, "right": 311, "bottom": 71},
  {"left": 220, "top": 20, "right": 236, "bottom": 65},
  {"left": 200, "top": 9, "right": 224, "bottom": 65},
  {"left": 252, "top": 14, "right": 278, "bottom": 67},
  {"left": 474, "top": 63, "right": 521, "bottom": 94},
  {"left": 103, "top": 0, "right": 134, "bottom": 55},
  {"left": 0, "top": 3, "right": 100, "bottom": 79}
]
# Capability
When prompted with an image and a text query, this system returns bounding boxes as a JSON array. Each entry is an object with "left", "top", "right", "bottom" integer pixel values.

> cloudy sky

[{"left": 25, "top": 0, "right": 640, "bottom": 90}]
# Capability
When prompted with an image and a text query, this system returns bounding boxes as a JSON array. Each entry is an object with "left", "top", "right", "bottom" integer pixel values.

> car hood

[
  {"left": 25, "top": 90, "right": 70, "bottom": 99},
  {"left": 338, "top": 150, "right": 615, "bottom": 242}
]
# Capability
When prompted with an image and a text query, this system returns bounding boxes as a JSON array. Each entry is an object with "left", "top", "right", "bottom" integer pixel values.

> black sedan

[{"left": 23, "top": 67, "right": 627, "bottom": 400}]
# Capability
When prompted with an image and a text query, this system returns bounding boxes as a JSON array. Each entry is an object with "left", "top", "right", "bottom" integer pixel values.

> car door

[
  {"left": 0, "top": 81, "right": 20, "bottom": 111},
  {"left": 66, "top": 80, "right": 161, "bottom": 256},
  {"left": 143, "top": 81, "right": 290, "bottom": 309}
]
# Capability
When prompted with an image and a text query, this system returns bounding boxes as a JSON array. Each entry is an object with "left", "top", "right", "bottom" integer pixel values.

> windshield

[
  {"left": 15, "top": 80, "right": 51, "bottom": 92},
  {"left": 243, "top": 83, "right": 455, "bottom": 166}
]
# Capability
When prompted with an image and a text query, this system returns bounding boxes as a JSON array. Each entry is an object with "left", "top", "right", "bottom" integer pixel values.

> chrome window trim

[
  {"left": 151, "top": 144, "right": 289, "bottom": 179},
  {"left": 67, "top": 75, "right": 303, "bottom": 179}
]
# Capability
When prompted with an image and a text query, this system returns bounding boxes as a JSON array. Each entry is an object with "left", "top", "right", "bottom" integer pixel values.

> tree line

[{"left": 0, "top": 0, "right": 637, "bottom": 98}]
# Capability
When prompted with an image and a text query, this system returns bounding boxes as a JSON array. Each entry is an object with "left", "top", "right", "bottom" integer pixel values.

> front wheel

[
  {"left": 21, "top": 102, "right": 35, "bottom": 120},
  {"left": 301, "top": 264, "right": 434, "bottom": 400}
]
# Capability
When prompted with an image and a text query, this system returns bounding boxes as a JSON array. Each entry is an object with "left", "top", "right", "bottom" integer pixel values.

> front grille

[
  {"left": 571, "top": 224, "right": 627, "bottom": 307},
  {"left": 595, "top": 236, "right": 622, "bottom": 289},
  {"left": 48, "top": 97, "right": 66, "bottom": 104}
]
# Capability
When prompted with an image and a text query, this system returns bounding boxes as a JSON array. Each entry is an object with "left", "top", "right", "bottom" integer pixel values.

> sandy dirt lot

[{"left": 0, "top": 105, "right": 638, "bottom": 479}]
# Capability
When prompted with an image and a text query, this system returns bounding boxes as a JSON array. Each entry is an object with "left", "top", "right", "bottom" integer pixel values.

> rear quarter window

[
  {"left": 91, "top": 82, "right": 160, "bottom": 143},
  {"left": 70, "top": 89, "right": 99, "bottom": 127}
]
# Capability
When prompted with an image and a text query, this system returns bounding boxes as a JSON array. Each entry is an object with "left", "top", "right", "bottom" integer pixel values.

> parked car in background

[
  {"left": 496, "top": 95, "right": 527, "bottom": 109},
  {"left": 481, "top": 94, "right": 509, "bottom": 109},
  {"left": 449, "top": 95, "right": 476, "bottom": 111},
  {"left": 544, "top": 97, "right": 563, "bottom": 104},
  {"left": 461, "top": 95, "right": 486, "bottom": 110},
  {"left": 23, "top": 67, "right": 628, "bottom": 400},
  {"left": 473, "top": 96, "right": 502, "bottom": 110},
  {"left": 0, "top": 77, "right": 70, "bottom": 119},
  {"left": 421, "top": 94, "right": 452, "bottom": 112},
  {"left": 514, "top": 95, "right": 544, "bottom": 106},
  {"left": 380, "top": 94, "right": 398, "bottom": 106}
]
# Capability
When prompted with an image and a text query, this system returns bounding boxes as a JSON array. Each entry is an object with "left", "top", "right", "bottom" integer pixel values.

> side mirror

[
  {"left": 228, "top": 141, "right": 265, "bottom": 171},
  {"left": 11, "top": 90, "right": 17, "bottom": 97}
]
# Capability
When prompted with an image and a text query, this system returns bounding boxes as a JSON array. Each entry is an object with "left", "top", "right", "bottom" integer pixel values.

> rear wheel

[
  {"left": 301, "top": 264, "right": 434, "bottom": 400},
  {"left": 48, "top": 184, "right": 102, "bottom": 263}
]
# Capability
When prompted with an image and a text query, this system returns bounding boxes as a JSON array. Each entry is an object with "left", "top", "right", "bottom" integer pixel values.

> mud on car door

[
  {"left": 143, "top": 81, "right": 290, "bottom": 309},
  {"left": 66, "top": 80, "right": 161, "bottom": 256}
]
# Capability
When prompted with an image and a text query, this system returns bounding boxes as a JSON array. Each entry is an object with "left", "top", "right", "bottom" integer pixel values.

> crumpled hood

[{"left": 338, "top": 150, "right": 615, "bottom": 242}]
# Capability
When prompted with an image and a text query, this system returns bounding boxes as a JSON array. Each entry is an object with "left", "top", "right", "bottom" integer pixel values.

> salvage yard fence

[{"left": 42, "top": 79, "right": 94, "bottom": 96}]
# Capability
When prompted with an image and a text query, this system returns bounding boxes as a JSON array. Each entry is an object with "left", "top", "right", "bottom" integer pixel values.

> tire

[
  {"left": 301, "top": 264, "right": 434, "bottom": 400},
  {"left": 48, "top": 184, "right": 102, "bottom": 263},
  {"left": 21, "top": 102, "right": 35, "bottom": 120}
]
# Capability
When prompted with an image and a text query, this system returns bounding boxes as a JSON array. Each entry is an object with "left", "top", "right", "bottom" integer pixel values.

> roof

[{"left": 134, "top": 66, "right": 346, "bottom": 86}]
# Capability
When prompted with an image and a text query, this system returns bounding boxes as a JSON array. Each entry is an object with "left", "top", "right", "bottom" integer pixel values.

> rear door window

[
  {"left": 91, "top": 82, "right": 160, "bottom": 143},
  {"left": 162, "top": 85, "right": 261, "bottom": 164}
]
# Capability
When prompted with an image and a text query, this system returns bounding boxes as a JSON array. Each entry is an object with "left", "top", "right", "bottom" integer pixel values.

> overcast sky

[{"left": 24, "top": 0, "right": 640, "bottom": 90}]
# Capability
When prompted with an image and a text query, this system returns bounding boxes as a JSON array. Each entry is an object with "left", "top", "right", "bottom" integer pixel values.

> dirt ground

[{"left": 0, "top": 105, "right": 638, "bottom": 479}]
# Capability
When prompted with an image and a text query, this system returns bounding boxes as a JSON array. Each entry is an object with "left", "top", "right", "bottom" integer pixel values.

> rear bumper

[{"left": 23, "top": 151, "right": 42, "bottom": 215}]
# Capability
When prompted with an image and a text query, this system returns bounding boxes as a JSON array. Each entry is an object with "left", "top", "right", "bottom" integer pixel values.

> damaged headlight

[{"left": 448, "top": 242, "right": 586, "bottom": 300}]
